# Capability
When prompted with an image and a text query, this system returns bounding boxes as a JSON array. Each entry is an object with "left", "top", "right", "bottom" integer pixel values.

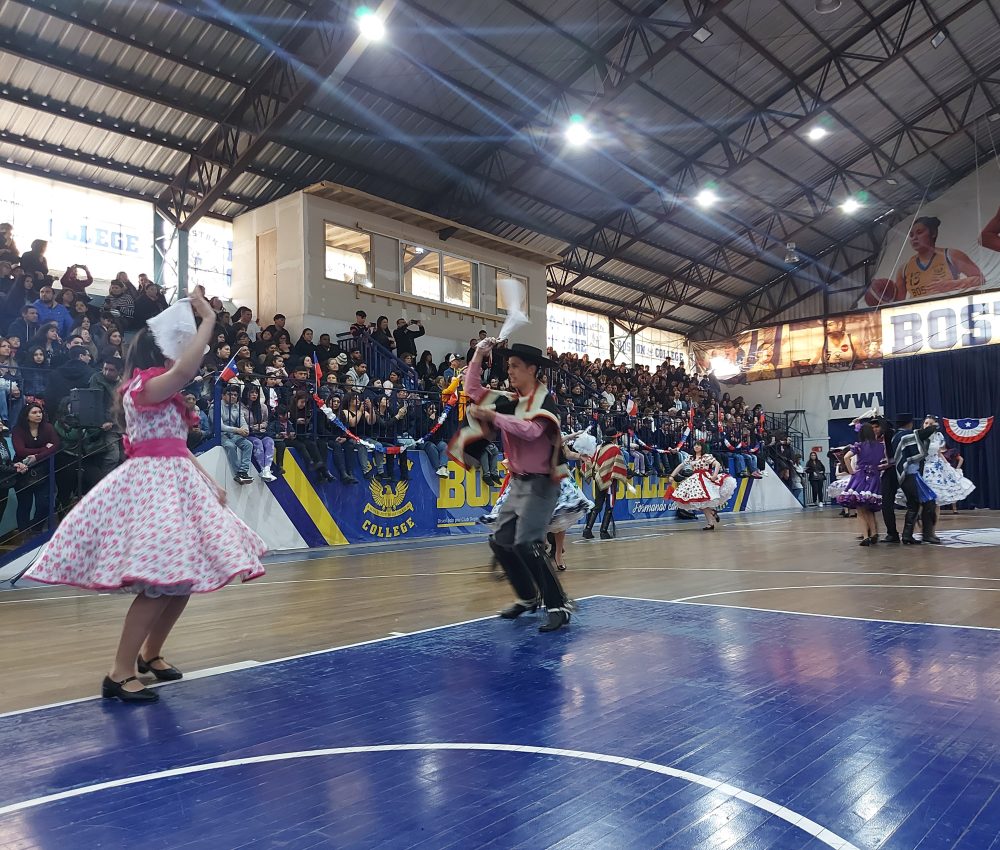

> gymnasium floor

[{"left": 2, "top": 508, "right": 999, "bottom": 849}]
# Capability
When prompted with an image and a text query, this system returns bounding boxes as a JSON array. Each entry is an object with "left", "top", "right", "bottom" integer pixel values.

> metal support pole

[{"left": 177, "top": 228, "right": 189, "bottom": 298}]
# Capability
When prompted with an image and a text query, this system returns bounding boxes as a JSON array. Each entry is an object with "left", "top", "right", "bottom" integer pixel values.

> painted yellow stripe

[
  {"left": 283, "top": 454, "right": 349, "bottom": 546},
  {"left": 733, "top": 476, "right": 750, "bottom": 512}
]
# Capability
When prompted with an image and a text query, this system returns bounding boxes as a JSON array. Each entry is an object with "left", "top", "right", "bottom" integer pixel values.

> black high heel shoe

[
  {"left": 102, "top": 675, "right": 159, "bottom": 703},
  {"left": 137, "top": 655, "right": 183, "bottom": 682}
]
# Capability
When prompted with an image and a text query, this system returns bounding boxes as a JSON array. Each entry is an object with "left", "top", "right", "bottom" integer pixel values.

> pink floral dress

[{"left": 27, "top": 368, "right": 267, "bottom": 595}]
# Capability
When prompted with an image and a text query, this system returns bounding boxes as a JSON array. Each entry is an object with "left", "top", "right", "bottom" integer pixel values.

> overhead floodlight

[
  {"left": 886, "top": 177, "right": 898, "bottom": 185},
  {"left": 930, "top": 29, "right": 948, "bottom": 48},
  {"left": 355, "top": 6, "right": 385, "bottom": 41},
  {"left": 806, "top": 126, "right": 828, "bottom": 142},
  {"left": 990, "top": 112, "right": 1000, "bottom": 123},
  {"left": 694, "top": 187, "right": 719, "bottom": 209},
  {"left": 565, "top": 114, "right": 592, "bottom": 147},
  {"left": 840, "top": 197, "right": 862, "bottom": 214},
  {"left": 784, "top": 242, "right": 800, "bottom": 264},
  {"left": 692, "top": 26, "right": 713, "bottom": 43},
  {"left": 814, "top": 0, "right": 841, "bottom": 13}
]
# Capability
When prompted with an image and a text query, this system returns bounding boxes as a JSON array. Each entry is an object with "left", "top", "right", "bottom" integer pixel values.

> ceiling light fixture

[
  {"left": 784, "top": 242, "right": 800, "bottom": 264},
  {"left": 886, "top": 178, "right": 898, "bottom": 185},
  {"left": 694, "top": 188, "right": 719, "bottom": 209},
  {"left": 840, "top": 197, "right": 862, "bottom": 214},
  {"left": 814, "top": 0, "right": 841, "bottom": 13},
  {"left": 565, "top": 114, "right": 592, "bottom": 147},
  {"left": 930, "top": 29, "right": 948, "bottom": 48},
  {"left": 692, "top": 26, "right": 712, "bottom": 43},
  {"left": 355, "top": 6, "right": 385, "bottom": 41},
  {"left": 806, "top": 126, "right": 828, "bottom": 142}
]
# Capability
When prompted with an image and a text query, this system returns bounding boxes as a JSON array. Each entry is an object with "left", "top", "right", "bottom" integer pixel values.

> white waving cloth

[
  {"left": 497, "top": 275, "right": 530, "bottom": 341},
  {"left": 146, "top": 299, "right": 200, "bottom": 361}
]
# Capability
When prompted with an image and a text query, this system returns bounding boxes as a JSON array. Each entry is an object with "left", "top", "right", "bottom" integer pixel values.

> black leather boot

[
  {"left": 599, "top": 507, "right": 614, "bottom": 539},
  {"left": 921, "top": 503, "right": 941, "bottom": 543},
  {"left": 514, "top": 542, "right": 570, "bottom": 631},
  {"left": 489, "top": 538, "right": 540, "bottom": 615},
  {"left": 901, "top": 509, "right": 920, "bottom": 544},
  {"left": 582, "top": 508, "right": 597, "bottom": 540}
]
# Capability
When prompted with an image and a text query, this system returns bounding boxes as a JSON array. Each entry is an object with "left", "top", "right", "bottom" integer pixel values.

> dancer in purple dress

[{"left": 837, "top": 423, "right": 885, "bottom": 546}]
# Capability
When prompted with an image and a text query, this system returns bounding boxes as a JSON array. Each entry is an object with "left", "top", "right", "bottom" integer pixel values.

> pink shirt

[{"left": 465, "top": 363, "right": 556, "bottom": 475}]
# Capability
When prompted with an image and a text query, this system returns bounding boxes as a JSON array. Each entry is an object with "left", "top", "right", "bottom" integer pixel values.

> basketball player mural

[{"left": 865, "top": 215, "right": 985, "bottom": 305}]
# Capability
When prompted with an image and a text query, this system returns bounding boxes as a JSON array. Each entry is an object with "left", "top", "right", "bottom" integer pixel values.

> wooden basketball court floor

[{"left": 2, "top": 508, "right": 999, "bottom": 848}]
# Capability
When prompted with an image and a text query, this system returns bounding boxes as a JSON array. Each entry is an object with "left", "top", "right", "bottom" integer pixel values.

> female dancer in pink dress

[{"left": 27, "top": 286, "right": 267, "bottom": 703}]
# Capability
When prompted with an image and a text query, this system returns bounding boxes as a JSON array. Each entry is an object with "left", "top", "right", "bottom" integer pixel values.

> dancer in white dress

[
  {"left": 895, "top": 415, "right": 974, "bottom": 510},
  {"left": 669, "top": 442, "right": 737, "bottom": 530}
]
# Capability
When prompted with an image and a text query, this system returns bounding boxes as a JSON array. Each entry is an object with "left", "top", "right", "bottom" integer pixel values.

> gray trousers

[{"left": 493, "top": 476, "right": 560, "bottom": 546}]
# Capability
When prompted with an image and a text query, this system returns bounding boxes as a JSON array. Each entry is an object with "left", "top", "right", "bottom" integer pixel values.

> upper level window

[
  {"left": 401, "top": 242, "right": 441, "bottom": 300},
  {"left": 325, "top": 223, "right": 371, "bottom": 285},
  {"left": 443, "top": 255, "right": 478, "bottom": 310},
  {"left": 495, "top": 271, "right": 526, "bottom": 316}
]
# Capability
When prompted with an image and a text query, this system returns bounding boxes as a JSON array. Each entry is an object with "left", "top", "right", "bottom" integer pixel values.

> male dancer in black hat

[
  {"left": 582, "top": 425, "right": 628, "bottom": 540},
  {"left": 450, "top": 338, "right": 573, "bottom": 632},
  {"left": 874, "top": 415, "right": 901, "bottom": 543},
  {"left": 890, "top": 413, "right": 940, "bottom": 544}
]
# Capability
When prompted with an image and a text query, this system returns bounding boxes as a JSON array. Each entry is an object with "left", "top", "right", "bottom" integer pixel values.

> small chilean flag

[
  {"left": 313, "top": 351, "right": 323, "bottom": 386},
  {"left": 217, "top": 354, "right": 238, "bottom": 383},
  {"left": 625, "top": 395, "right": 637, "bottom": 416}
]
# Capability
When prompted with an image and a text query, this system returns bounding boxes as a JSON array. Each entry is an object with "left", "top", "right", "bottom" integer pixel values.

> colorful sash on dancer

[{"left": 448, "top": 384, "right": 568, "bottom": 480}]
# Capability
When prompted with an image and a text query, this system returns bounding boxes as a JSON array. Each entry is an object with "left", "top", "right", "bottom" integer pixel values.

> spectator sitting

[
  {"left": 315, "top": 332, "right": 339, "bottom": 361},
  {"left": 183, "top": 392, "right": 210, "bottom": 450},
  {"left": 104, "top": 279, "right": 136, "bottom": 331},
  {"left": 287, "top": 363, "right": 313, "bottom": 395},
  {"left": 133, "top": 282, "right": 168, "bottom": 325},
  {"left": 33, "top": 286, "right": 73, "bottom": 340},
  {"left": 25, "top": 323, "right": 64, "bottom": 367},
  {"left": 416, "top": 349, "right": 438, "bottom": 389},
  {"left": 21, "top": 347, "right": 49, "bottom": 401},
  {"left": 44, "top": 345, "right": 94, "bottom": 409},
  {"left": 98, "top": 326, "right": 125, "bottom": 366},
  {"left": 292, "top": 328, "right": 315, "bottom": 359},
  {"left": 262, "top": 313, "right": 288, "bottom": 341},
  {"left": 242, "top": 384, "right": 277, "bottom": 481},
  {"left": 0, "top": 260, "right": 14, "bottom": 293},
  {"left": 19, "top": 240, "right": 51, "bottom": 283},
  {"left": 7, "top": 304, "right": 39, "bottom": 347},
  {"left": 346, "top": 361, "right": 370, "bottom": 388},
  {"left": 212, "top": 383, "right": 255, "bottom": 484},
  {"left": 0, "top": 223, "right": 18, "bottom": 263},
  {"left": 393, "top": 317, "right": 425, "bottom": 358},
  {"left": 113, "top": 271, "right": 139, "bottom": 298}
]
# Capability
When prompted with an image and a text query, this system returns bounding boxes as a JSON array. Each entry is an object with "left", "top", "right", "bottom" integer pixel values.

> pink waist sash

[{"left": 124, "top": 437, "right": 189, "bottom": 459}]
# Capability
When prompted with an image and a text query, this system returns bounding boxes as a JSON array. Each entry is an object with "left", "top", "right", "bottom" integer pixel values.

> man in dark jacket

[{"left": 392, "top": 317, "right": 425, "bottom": 357}]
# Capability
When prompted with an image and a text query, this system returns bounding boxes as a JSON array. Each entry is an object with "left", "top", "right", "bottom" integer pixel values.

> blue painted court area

[{"left": 1, "top": 597, "right": 999, "bottom": 849}]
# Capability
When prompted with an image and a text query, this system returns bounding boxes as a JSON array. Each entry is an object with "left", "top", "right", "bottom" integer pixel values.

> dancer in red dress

[{"left": 27, "top": 286, "right": 267, "bottom": 703}]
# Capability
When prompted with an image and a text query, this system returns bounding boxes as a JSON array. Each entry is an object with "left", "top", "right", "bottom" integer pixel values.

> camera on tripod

[{"left": 68, "top": 388, "right": 108, "bottom": 428}]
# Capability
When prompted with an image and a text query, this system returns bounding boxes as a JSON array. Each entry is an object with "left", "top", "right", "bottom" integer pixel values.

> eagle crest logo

[{"left": 364, "top": 478, "right": 413, "bottom": 519}]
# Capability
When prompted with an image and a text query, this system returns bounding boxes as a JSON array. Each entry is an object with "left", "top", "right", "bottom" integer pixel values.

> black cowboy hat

[
  {"left": 894, "top": 413, "right": 915, "bottom": 427},
  {"left": 502, "top": 343, "right": 556, "bottom": 369}
]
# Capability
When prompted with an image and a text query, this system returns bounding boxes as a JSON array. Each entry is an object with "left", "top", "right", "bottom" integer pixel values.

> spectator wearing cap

[
  {"left": 33, "top": 285, "right": 73, "bottom": 340},
  {"left": 443, "top": 352, "right": 465, "bottom": 381},
  {"left": 393, "top": 317, "right": 425, "bottom": 358},
  {"left": 349, "top": 310, "right": 369, "bottom": 338},
  {"left": 212, "top": 383, "right": 255, "bottom": 484}
]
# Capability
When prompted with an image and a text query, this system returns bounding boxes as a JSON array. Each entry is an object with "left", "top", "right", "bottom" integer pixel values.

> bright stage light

[
  {"left": 694, "top": 188, "right": 719, "bottom": 209},
  {"left": 355, "top": 7, "right": 385, "bottom": 41},
  {"left": 709, "top": 356, "right": 741, "bottom": 379},
  {"left": 840, "top": 197, "right": 862, "bottom": 214},
  {"left": 565, "top": 114, "right": 591, "bottom": 147},
  {"left": 806, "top": 126, "right": 828, "bottom": 142}
]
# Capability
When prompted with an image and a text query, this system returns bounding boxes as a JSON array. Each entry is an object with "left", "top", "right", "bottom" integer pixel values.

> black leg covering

[
  {"left": 489, "top": 537, "right": 539, "bottom": 605},
  {"left": 881, "top": 470, "right": 899, "bottom": 535},
  {"left": 599, "top": 505, "right": 614, "bottom": 538},
  {"left": 514, "top": 542, "right": 569, "bottom": 612},
  {"left": 921, "top": 501, "right": 940, "bottom": 542}
]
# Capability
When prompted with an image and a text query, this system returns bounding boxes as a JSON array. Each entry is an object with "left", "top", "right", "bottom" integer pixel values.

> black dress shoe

[
  {"left": 499, "top": 601, "right": 538, "bottom": 619},
  {"left": 599, "top": 531, "right": 613, "bottom": 539},
  {"left": 137, "top": 655, "right": 183, "bottom": 682},
  {"left": 883, "top": 534, "right": 901, "bottom": 544},
  {"left": 539, "top": 610, "right": 570, "bottom": 632},
  {"left": 923, "top": 535, "right": 942, "bottom": 544},
  {"left": 102, "top": 675, "right": 159, "bottom": 703}
]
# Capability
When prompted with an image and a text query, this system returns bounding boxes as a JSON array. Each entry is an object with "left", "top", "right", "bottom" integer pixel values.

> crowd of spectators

[{"left": 0, "top": 219, "right": 802, "bottom": 543}]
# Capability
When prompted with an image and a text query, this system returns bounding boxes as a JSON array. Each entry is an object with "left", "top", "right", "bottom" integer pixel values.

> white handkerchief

[{"left": 146, "top": 299, "right": 199, "bottom": 361}]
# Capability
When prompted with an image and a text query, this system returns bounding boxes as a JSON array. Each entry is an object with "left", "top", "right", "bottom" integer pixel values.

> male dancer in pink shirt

[{"left": 450, "top": 338, "right": 572, "bottom": 632}]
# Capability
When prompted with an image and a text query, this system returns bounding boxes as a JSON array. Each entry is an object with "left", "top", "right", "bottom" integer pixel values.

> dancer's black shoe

[
  {"left": 138, "top": 655, "right": 183, "bottom": 681},
  {"left": 539, "top": 610, "right": 570, "bottom": 632},
  {"left": 499, "top": 601, "right": 538, "bottom": 619},
  {"left": 102, "top": 676, "right": 159, "bottom": 703}
]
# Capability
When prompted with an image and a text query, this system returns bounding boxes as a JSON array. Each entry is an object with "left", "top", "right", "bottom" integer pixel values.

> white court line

[
  {"left": 9, "top": 565, "right": 1000, "bottom": 607},
  {"left": 670, "top": 583, "right": 1000, "bottom": 603},
  {"left": 594, "top": 594, "right": 1000, "bottom": 633},
  {"left": 0, "top": 742, "right": 859, "bottom": 850}
]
